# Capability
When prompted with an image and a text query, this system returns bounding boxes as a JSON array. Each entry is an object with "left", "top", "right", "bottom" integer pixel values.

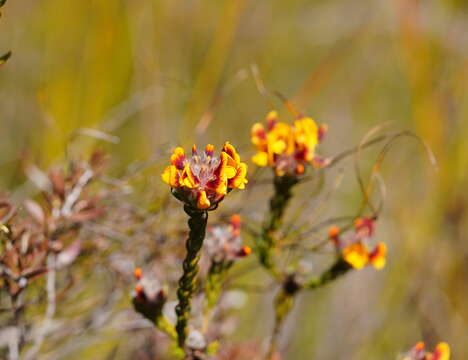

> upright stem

[
  {"left": 266, "top": 260, "right": 352, "bottom": 359},
  {"left": 266, "top": 275, "right": 301, "bottom": 360},
  {"left": 175, "top": 205, "right": 208, "bottom": 349},
  {"left": 257, "top": 174, "right": 299, "bottom": 273},
  {"left": 203, "top": 261, "right": 231, "bottom": 331}
]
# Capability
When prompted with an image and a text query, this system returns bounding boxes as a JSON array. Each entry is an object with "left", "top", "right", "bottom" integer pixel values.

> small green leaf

[{"left": 0, "top": 51, "right": 11, "bottom": 65}]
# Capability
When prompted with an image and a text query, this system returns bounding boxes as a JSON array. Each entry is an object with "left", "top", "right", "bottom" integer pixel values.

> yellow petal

[
  {"left": 161, "top": 166, "right": 171, "bottom": 184},
  {"left": 270, "top": 139, "right": 287, "bottom": 154},
  {"left": 342, "top": 243, "right": 369, "bottom": 269},
  {"left": 230, "top": 162, "right": 248, "bottom": 189},
  {"left": 161, "top": 165, "right": 179, "bottom": 187},
  {"left": 252, "top": 152, "right": 268, "bottom": 166},
  {"left": 223, "top": 166, "right": 237, "bottom": 179}
]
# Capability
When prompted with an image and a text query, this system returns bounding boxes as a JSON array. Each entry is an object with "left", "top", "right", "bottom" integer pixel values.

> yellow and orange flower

[
  {"left": 162, "top": 142, "right": 248, "bottom": 210},
  {"left": 401, "top": 341, "right": 450, "bottom": 360},
  {"left": 340, "top": 217, "right": 386, "bottom": 270},
  {"left": 342, "top": 241, "right": 387, "bottom": 270},
  {"left": 251, "top": 110, "right": 327, "bottom": 176}
]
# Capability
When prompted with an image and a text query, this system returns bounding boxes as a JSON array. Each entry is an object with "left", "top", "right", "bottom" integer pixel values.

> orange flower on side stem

[
  {"left": 162, "top": 142, "right": 248, "bottom": 210},
  {"left": 339, "top": 217, "right": 387, "bottom": 270}
]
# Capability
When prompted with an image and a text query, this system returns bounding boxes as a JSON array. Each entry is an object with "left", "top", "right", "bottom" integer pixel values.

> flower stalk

[
  {"left": 175, "top": 205, "right": 208, "bottom": 348},
  {"left": 204, "top": 261, "right": 231, "bottom": 314},
  {"left": 266, "top": 259, "right": 352, "bottom": 359},
  {"left": 306, "top": 258, "right": 352, "bottom": 289}
]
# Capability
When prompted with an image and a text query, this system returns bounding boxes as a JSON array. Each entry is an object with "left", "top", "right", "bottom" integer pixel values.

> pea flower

[
  {"left": 400, "top": 342, "right": 450, "bottom": 360},
  {"left": 338, "top": 217, "right": 387, "bottom": 270},
  {"left": 251, "top": 110, "right": 327, "bottom": 176},
  {"left": 162, "top": 142, "right": 248, "bottom": 210}
]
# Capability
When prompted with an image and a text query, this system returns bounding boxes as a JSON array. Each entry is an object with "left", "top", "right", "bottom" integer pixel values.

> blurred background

[{"left": 1, "top": 0, "right": 467, "bottom": 359}]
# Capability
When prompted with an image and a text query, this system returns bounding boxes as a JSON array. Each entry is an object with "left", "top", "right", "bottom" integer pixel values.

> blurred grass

[{"left": 1, "top": 0, "right": 468, "bottom": 358}]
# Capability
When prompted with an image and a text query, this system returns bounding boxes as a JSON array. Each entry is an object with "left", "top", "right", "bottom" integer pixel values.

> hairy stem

[{"left": 175, "top": 205, "right": 208, "bottom": 349}]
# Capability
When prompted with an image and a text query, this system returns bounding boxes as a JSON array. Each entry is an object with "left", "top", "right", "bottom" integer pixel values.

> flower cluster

[
  {"left": 330, "top": 217, "right": 387, "bottom": 270},
  {"left": 204, "top": 214, "right": 251, "bottom": 262},
  {"left": 132, "top": 268, "right": 168, "bottom": 322},
  {"left": 251, "top": 110, "right": 327, "bottom": 176},
  {"left": 400, "top": 342, "right": 450, "bottom": 360},
  {"left": 162, "top": 142, "right": 248, "bottom": 210}
]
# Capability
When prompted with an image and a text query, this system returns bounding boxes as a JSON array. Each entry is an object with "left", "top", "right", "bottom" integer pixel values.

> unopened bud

[
  {"left": 236, "top": 245, "right": 251, "bottom": 257},
  {"left": 133, "top": 267, "right": 143, "bottom": 280}
]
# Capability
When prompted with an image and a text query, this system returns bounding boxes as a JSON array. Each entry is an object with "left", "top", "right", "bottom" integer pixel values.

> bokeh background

[{"left": 1, "top": 0, "right": 468, "bottom": 359}]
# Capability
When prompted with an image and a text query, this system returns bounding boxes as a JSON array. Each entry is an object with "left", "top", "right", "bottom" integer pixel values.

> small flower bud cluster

[
  {"left": 204, "top": 215, "right": 251, "bottom": 262},
  {"left": 132, "top": 268, "right": 168, "bottom": 323}
]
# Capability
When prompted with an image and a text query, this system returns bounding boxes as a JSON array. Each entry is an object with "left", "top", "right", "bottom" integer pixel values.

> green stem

[
  {"left": 203, "top": 261, "right": 232, "bottom": 331},
  {"left": 205, "top": 261, "right": 231, "bottom": 311},
  {"left": 306, "top": 258, "right": 352, "bottom": 289},
  {"left": 257, "top": 174, "right": 299, "bottom": 273},
  {"left": 175, "top": 205, "right": 208, "bottom": 349},
  {"left": 266, "top": 275, "right": 301, "bottom": 359},
  {"left": 156, "top": 316, "right": 177, "bottom": 340},
  {"left": 266, "top": 260, "right": 351, "bottom": 359}
]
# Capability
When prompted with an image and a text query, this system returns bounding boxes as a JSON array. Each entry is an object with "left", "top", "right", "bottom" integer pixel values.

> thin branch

[{"left": 24, "top": 254, "right": 57, "bottom": 360}]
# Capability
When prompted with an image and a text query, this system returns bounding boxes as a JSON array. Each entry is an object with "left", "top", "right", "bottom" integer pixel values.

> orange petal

[
  {"left": 197, "top": 190, "right": 211, "bottom": 209},
  {"left": 205, "top": 144, "right": 215, "bottom": 156},
  {"left": 369, "top": 242, "right": 387, "bottom": 270},
  {"left": 133, "top": 268, "right": 143, "bottom": 280},
  {"left": 328, "top": 226, "right": 340, "bottom": 238},
  {"left": 230, "top": 214, "right": 241, "bottom": 235},
  {"left": 237, "top": 245, "right": 251, "bottom": 257}
]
